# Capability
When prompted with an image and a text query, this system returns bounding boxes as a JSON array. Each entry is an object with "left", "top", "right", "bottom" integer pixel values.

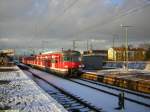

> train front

[{"left": 62, "top": 51, "right": 84, "bottom": 76}]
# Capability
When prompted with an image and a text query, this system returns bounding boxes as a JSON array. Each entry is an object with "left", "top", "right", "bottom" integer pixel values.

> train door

[
  {"left": 48, "top": 55, "right": 52, "bottom": 68},
  {"left": 42, "top": 56, "right": 45, "bottom": 67},
  {"left": 45, "top": 55, "right": 51, "bottom": 69},
  {"left": 51, "top": 55, "right": 56, "bottom": 69},
  {"left": 37, "top": 56, "right": 39, "bottom": 66},
  {"left": 40, "top": 56, "right": 42, "bottom": 66},
  {"left": 35, "top": 57, "right": 37, "bottom": 65},
  {"left": 59, "top": 54, "right": 62, "bottom": 68},
  {"left": 54, "top": 54, "right": 58, "bottom": 68},
  {"left": 45, "top": 59, "right": 50, "bottom": 67},
  {"left": 55, "top": 54, "right": 61, "bottom": 68}
]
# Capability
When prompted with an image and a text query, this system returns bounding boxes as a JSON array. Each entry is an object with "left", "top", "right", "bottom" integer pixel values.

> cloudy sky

[{"left": 0, "top": 0, "right": 150, "bottom": 52}]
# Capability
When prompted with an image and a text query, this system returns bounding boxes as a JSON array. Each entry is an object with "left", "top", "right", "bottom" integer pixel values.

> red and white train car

[{"left": 22, "top": 50, "right": 83, "bottom": 76}]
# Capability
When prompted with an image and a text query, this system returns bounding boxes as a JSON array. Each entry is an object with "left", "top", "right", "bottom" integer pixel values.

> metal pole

[
  {"left": 86, "top": 40, "right": 89, "bottom": 51},
  {"left": 125, "top": 27, "right": 128, "bottom": 71},
  {"left": 120, "top": 24, "right": 132, "bottom": 71},
  {"left": 73, "top": 40, "right": 76, "bottom": 50},
  {"left": 113, "top": 37, "right": 115, "bottom": 61},
  {"left": 90, "top": 40, "right": 93, "bottom": 50}
]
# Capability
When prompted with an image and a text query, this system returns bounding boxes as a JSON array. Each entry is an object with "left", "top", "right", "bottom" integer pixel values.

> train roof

[{"left": 41, "top": 50, "right": 80, "bottom": 55}]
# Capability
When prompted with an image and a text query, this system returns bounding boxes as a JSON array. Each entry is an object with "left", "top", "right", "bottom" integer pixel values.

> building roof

[{"left": 111, "top": 47, "right": 146, "bottom": 51}]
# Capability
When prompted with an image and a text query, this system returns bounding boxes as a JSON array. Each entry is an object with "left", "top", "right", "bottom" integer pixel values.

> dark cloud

[{"left": 0, "top": 0, "right": 150, "bottom": 52}]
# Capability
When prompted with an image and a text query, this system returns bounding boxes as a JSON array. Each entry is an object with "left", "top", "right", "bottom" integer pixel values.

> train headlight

[
  {"left": 79, "top": 64, "right": 85, "bottom": 68},
  {"left": 64, "top": 65, "right": 68, "bottom": 68}
]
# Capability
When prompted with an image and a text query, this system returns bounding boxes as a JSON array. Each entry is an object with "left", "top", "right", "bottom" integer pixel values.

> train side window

[{"left": 51, "top": 59, "right": 56, "bottom": 63}]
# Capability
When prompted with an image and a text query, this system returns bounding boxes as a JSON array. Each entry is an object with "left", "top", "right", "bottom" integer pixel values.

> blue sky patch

[
  {"left": 111, "top": 0, "right": 123, "bottom": 5},
  {"left": 105, "top": 0, "right": 123, "bottom": 6}
]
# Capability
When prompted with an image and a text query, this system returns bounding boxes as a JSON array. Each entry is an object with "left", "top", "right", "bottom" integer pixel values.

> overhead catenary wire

[
  {"left": 35, "top": 0, "right": 150, "bottom": 50},
  {"left": 67, "top": 2, "right": 150, "bottom": 38},
  {"left": 33, "top": 0, "right": 79, "bottom": 52},
  {"left": 41, "top": 0, "right": 79, "bottom": 32}
]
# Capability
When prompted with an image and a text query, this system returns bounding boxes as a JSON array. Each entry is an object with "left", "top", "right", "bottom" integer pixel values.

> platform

[{"left": 0, "top": 66, "right": 67, "bottom": 112}]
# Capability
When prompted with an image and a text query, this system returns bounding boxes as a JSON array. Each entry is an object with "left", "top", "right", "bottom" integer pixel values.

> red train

[{"left": 22, "top": 50, "right": 84, "bottom": 77}]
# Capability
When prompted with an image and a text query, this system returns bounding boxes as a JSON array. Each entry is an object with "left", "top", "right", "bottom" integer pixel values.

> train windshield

[{"left": 63, "top": 56, "right": 80, "bottom": 62}]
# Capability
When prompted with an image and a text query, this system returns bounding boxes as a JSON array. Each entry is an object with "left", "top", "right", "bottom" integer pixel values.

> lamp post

[
  {"left": 90, "top": 39, "right": 96, "bottom": 50},
  {"left": 86, "top": 40, "right": 89, "bottom": 51},
  {"left": 113, "top": 35, "right": 119, "bottom": 61},
  {"left": 113, "top": 36, "right": 116, "bottom": 61},
  {"left": 120, "top": 24, "right": 133, "bottom": 71},
  {"left": 73, "top": 40, "right": 77, "bottom": 50}
]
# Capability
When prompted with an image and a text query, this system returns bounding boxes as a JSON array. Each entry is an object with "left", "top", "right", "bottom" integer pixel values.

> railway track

[
  {"left": 69, "top": 78, "right": 150, "bottom": 107},
  {"left": 29, "top": 67, "right": 150, "bottom": 108},
  {"left": 78, "top": 78, "right": 150, "bottom": 99},
  {"left": 25, "top": 70, "right": 103, "bottom": 112},
  {"left": 19, "top": 64, "right": 150, "bottom": 111}
]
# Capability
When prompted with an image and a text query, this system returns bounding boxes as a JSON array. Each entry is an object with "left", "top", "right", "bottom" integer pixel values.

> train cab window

[
  {"left": 72, "top": 56, "right": 80, "bottom": 62},
  {"left": 63, "top": 56, "right": 80, "bottom": 62},
  {"left": 63, "top": 57, "right": 70, "bottom": 61}
]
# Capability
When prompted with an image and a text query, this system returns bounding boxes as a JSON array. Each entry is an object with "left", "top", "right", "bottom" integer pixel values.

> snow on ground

[
  {"left": 29, "top": 68, "right": 150, "bottom": 112},
  {"left": 0, "top": 66, "right": 67, "bottom": 112},
  {"left": 103, "top": 62, "right": 150, "bottom": 72},
  {"left": 85, "top": 68, "right": 150, "bottom": 75},
  {"left": 72, "top": 79, "right": 150, "bottom": 105},
  {"left": 103, "top": 62, "right": 147, "bottom": 70}
]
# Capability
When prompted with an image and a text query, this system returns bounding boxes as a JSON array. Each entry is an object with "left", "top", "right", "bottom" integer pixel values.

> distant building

[
  {"left": 0, "top": 49, "right": 15, "bottom": 56},
  {"left": 108, "top": 47, "right": 146, "bottom": 61}
]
